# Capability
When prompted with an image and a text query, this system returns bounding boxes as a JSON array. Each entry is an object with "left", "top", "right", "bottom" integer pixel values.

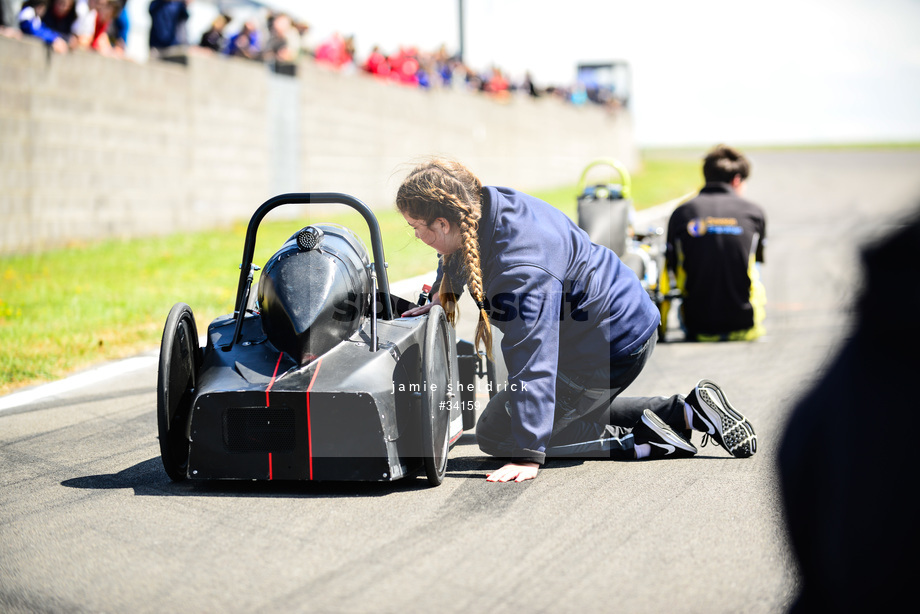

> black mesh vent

[
  {"left": 297, "top": 227, "right": 323, "bottom": 251},
  {"left": 224, "top": 407, "right": 296, "bottom": 453}
]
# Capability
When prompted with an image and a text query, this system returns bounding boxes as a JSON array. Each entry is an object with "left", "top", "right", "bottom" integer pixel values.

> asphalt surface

[{"left": 2, "top": 149, "right": 919, "bottom": 613}]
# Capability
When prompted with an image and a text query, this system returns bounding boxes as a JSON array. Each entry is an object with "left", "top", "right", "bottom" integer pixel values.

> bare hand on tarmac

[{"left": 487, "top": 462, "right": 539, "bottom": 482}]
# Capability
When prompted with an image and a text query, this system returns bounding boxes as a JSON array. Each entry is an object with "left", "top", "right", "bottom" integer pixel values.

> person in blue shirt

[
  {"left": 18, "top": 0, "right": 69, "bottom": 53},
  {"left": 109, "top": 0, "right": 128, "bottom": 53},
  {"left": 148, "top": 0, "right": 188, "bottom": 54},
  {"left": 226, "top": 20, "right": 261, "bottom": 60},
  {"left": 397, "top": 158, "right": 758, "bottom": 482}
]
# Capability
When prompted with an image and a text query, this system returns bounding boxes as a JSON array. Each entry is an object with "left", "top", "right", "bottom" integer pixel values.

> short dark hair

[{"left": 703, "top": 144, "right": 750, "bottom": 183}]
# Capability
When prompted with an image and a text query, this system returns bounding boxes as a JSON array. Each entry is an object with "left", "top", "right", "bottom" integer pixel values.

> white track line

[
  {"left": 0, "top": 355, "right": 157, "bottom": 412},
  {"left": 635, "top": 192, "right": 695, "bottom": 226}
]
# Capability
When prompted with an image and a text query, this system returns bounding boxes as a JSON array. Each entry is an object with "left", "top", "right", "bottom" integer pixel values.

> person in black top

[
  {"left": 43, "top": 0, "right": 78, "bottom": 42},
  {"left": 199, "top": 13, "right": 230, "bottom": 52},
  {"left": 666, "top": 145, "right": 767, "bottom": 341}
]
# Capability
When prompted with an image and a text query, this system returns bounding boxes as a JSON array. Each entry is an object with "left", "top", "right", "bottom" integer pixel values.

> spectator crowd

[
  {"left": 3, "top": 0, "right": 129, "bottom": 57},
  {"left": 1, "top": 0, "right": 623, "bottom": 109}
]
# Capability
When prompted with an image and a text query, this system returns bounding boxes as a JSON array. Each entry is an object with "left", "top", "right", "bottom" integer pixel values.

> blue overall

[{"left": 438, "top": 187, "right": 685, "bottom": 463}]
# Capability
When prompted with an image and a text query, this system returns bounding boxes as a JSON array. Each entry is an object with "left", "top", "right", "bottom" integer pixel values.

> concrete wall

[{"left": 0, "top": 36, "right": 637, "bottom": 254}]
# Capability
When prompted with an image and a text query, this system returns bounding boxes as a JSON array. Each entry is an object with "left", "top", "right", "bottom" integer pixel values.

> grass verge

[{"left": 0, "top": 156, "right": 703, "bottom": 395}]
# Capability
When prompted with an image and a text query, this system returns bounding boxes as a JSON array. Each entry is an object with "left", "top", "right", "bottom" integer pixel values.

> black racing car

[{"left": 157, "top": 193, "right": 503, "bottom": 487}]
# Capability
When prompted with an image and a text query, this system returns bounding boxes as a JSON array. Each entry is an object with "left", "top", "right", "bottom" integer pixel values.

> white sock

[
  {"left": 635, "top": 443, "right": 650, "bottom": 459},
  {"left": 684, "top": 402, "right": 695, "bottom": 430}
]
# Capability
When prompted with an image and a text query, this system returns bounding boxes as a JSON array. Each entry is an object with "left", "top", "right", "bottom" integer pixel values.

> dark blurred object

[
  {"left": 576, "top": 61, "right": 630, "bottom": 109},
  {"left": 418, "top": 284, "right": 432, "bottom": 306},
  {"left": 779, "top": 208, "right": 920, "bottom": 612}
]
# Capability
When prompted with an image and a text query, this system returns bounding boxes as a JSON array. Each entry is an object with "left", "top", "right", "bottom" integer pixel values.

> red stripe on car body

[
  {"left": 305, "top": 358, "right": 323, "bottom": 480},
  {"left": 264, "top": 353, "right": 284, "bottom": 407}
]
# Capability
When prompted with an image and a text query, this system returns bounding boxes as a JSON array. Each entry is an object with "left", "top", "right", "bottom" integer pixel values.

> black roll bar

[{"left": 227, "top": 193, "right": 393, "bottom": 349}]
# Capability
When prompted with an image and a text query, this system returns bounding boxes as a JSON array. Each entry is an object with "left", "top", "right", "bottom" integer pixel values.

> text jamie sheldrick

[{"left": 392, "top": 381, "right": 528, "bottom": 393}]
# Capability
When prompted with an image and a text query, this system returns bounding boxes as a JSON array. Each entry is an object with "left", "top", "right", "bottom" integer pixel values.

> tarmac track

[{"left": 2, "top": 149, "right": 919, "bottom": 613}]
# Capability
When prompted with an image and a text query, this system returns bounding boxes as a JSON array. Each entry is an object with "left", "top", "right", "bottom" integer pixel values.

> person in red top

[
  {"left": 362, "top": 45, "right": 390, "bottom": 78},
  {"left": 387, "top": 47, "right": 420, "bottom": 86},
  {"left": 89, "top": 0, "right": 121, "bottom": 55},
  {"left": 314, "top": 32, "right": 354, "bottom": 70},
  {"left": 484, "top": 66, "right": 510, "bottom": 98}
]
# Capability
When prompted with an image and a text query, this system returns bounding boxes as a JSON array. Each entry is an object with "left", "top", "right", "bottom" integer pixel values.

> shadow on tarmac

[
  {"left": 60, "top": 425, "right": 733, "bottom": 497},
  {"left": 61, "top": 457, "right": 449, "bottom": 499},
  {"left": 60, "top": 448, "right": 552, "bottom": 498}
]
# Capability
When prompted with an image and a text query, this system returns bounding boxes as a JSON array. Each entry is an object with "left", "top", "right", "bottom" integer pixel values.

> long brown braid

[{"left": 396, "top": 159, "right": 493, "bottom": 358}]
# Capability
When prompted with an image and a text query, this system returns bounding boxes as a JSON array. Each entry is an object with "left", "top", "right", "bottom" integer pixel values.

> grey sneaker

[
  {"left": 632, "top": 409, "right": 697, "bottom": 459},
  {"left": 686, "top": 380, "right": 757, "bottom": 457}
]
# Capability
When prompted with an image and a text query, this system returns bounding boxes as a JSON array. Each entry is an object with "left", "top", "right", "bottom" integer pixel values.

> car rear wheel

[
  {"left": 420, "top": 305, "right": 452, "bottom": 486},
  {"left": 157, "top": 303, "right": 200, "bottom": 482}
]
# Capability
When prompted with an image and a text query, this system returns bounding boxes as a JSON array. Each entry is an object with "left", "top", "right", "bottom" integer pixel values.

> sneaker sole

[
  {"left": 641, "top": 410, "right": 697, "bottom": 456},
  {"left": 691, "top": 380, "right": 757, "bottom": 458}
]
